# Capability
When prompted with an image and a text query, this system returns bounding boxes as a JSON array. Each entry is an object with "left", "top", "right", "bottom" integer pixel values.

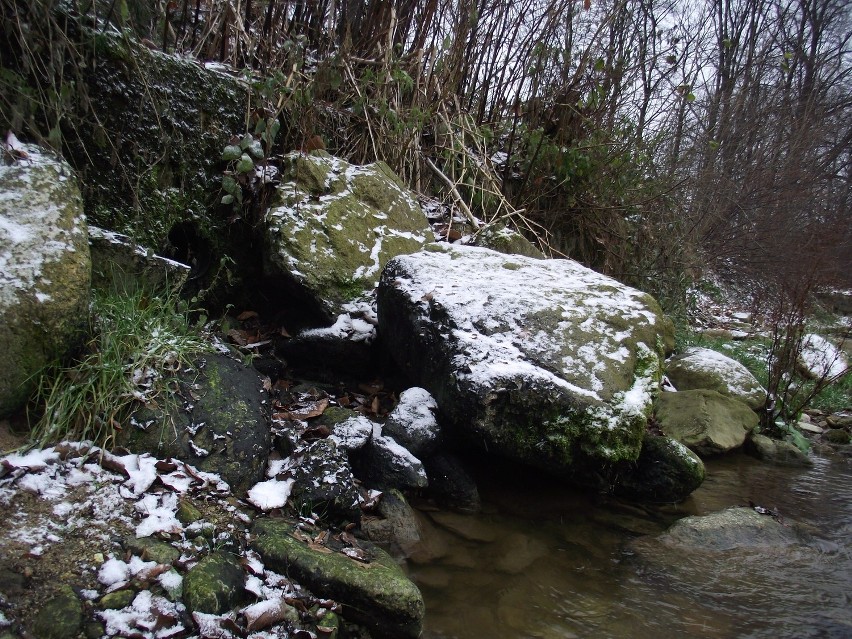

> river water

[{"left": 407, "top": 452, "right": 852, "bottom": 639}]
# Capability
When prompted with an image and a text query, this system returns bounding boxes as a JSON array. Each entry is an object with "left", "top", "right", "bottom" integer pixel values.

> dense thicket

[{"left": 2, "top": 0, "right": 851, "bottom": 309}]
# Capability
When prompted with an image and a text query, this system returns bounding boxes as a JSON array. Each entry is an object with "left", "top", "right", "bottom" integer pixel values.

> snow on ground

[{"left": 0, "top": 442, "right": 319, "bottom": 638}]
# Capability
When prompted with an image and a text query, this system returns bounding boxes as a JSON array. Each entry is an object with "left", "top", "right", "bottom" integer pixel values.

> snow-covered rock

[
  {"left": 0, "top": 144, "right": 91, "bottom": 417},
  {"left": 355, "top": 435, "right": 428, "bottom": 491},
  {"left": 264, "top": 151, "right": 431, "bottom": 319},
  {"left": 798, "top": 334, "right": 848, "bottom": 380},
  {"left": 665, "top": 346, "right": 767, "bottom": 410},
  {"left": 377, "top": 244, "right": 674, "bottom": 482},
  {"left": 383, "top": 387, "right": 441, "bottom": 458},
  {"left": 289, "top": 439, "right": 361, "bottom": 523}
]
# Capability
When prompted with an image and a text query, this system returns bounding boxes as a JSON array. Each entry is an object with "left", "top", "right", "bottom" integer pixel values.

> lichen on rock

[
  {"left": 265, "top": 151, "right": 431, "bottom": 318},
  {"left": 0, "top": 146, "right": 91, "bottom": 417}
]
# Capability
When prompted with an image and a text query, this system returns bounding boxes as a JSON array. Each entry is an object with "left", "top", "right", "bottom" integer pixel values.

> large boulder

[
  {"left": 265, "top": 152, "right": 431, "bottom": 318},
  {"left": 0, "top": 147, "right": 91, "bottom": 417},
  {"left": 377, "top": 244, "right": 674, "bottom": 483},
  {"left": 120, "top": 353, "right": 270, "bottom": 495},
  {"left": 656, "top": 389, "right": 759, "bottom": 456},
  {"left": 251, "top": 519, "right": 425, "bottom": 639},
  {"left": 665, "top": 347, "right": 767, "bottom": 410}
]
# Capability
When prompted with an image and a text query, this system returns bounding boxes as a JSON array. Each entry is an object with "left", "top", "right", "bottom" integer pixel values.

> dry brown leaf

[{"left": 237, "top": 310, "right": 259, "bottom": 321}]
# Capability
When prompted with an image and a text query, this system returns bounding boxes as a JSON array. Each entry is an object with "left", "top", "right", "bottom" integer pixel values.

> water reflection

[{"left": 409, "top": 453, "right": 852, "bottom": 639}]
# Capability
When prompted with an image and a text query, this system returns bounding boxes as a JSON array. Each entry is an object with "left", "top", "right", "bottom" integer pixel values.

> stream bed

[{"left": 407, "top": 452, "right": 852, "bottom": 638}]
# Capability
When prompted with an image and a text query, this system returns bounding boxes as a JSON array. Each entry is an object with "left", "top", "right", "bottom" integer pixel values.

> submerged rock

[
  {"left": 656, "top": 389, "right": 759, "bottom": 455},
  {"left": 615, "top": 434, "right": 706, "bottom": 502},
  {"left": 656, "top": 507, "right": 809, "bottom": 551},
  {"left": 361, "top": 488, "right": 422, "bottom": 553},
  {"left": 0, "top": 146, "right": 91, "bottom": 418},
  {"left": 424, "top": 452, "right": 481, "bottom": 514},
  {"left": 377, "top": 244, "right": 674, "bottom": 484},
  {"left": 251, "top": 519, "right": 425, "bottom": 639},
  {"left": 120, "top": 353, "right": 270, "bottom": 495},
  {"left": 665, "top": 347, "right": 767, "bottom": 410},
  {"left": 265, "top": 152, "right": 431, "bottom": 318}
]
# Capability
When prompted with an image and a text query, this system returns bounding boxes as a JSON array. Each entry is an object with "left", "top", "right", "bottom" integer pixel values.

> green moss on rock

[
  {"left": 183, "top": 552, "right": 245, "bottom": 614},
  {"left": 30, "top": 585, "right": 82, "bottom": 639},
  {"left": 251, "top": 519, "right": 424, "bottom": 639}
]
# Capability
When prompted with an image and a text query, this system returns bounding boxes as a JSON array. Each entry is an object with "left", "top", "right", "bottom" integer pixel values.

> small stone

[
  {"left": 84, "top": 621, "right": 106, "bottom": 639},
  {"left": 99, "top": 589, "right": 136, "bottom": 610},
  {"left": 176, "top": 499, "right": 203, "bottom": 525},
  {"left": 123, "top": 536, "right": 180, "bottom": 565},
  {"left": 317, "top": 610, "right": 340, "bottom": 638},
  {"left": 744, "top": 434, "right": 813, "bottom": 467},
  {"left": 797, "top": 421, "right": 824, "bottom": 434}
]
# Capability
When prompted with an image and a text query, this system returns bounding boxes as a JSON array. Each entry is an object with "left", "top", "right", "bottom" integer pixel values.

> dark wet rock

[
  {"left": 377, "top": 244, "right": 673, "bottom": 485},
  {"left": 665, "top": 347, "right": 767, "bottom": 410},
  {"left": 290, "top": 439, "right": 361, "bottom": 523},
  {"left": 0, "top": 146, "right": 91, "bottom": 418},
  {"left": 276, "top": 330, "right": 375, "bottom": 384},
  {"left": 656, "top": 389, "right": 759, "bottom": 455},
  {"left": 182, "top": 552, "right": 245, "bottom": 614},
  {"left": 354, "top": 435, "right": 428, "bottom": 491},
  {"left": 99, "top": 589, "right": 136, "bottom": 610},
  {"left": 88, "top": 226, "right": 190, "bottom": 293},
  {"left": 265, "top": 151, "right": 431, "bottom": 318},
  {"left": 30, "top": 584, "right": 82, "bottom": 639},
  {"left": 745, "top": 433, "right": 813, "bottom": 467},
  {"left": 424, "top": 452, "right": 481, "bottom": 514},
  {"left": 123, "top": 536, "right": 180, "bottom": 565},
  {"left": 251, "top": 519, "right": 425, "bottom": 639},
  {"left": 120, "top": 353, "right": 270, "bottom": 495},
  {"left": 361, "top": 488, "right": 422, "bottom": 553},
  {"left": 384, "top": 387, "right": 441, "bottom": 458},
  {"left": 823, "top": 428, "right": 851, "bottom": 445},
  {"left": 615, "top": 434, "right": 706, "bottom": 502}
]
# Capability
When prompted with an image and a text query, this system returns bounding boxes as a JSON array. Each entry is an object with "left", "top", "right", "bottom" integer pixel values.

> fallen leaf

[
  {"left": 237, "top": 310, "right": 259, "bottom": 321},
  {"left": 226, "top": 329, "right": 250, "bottom": 346}
]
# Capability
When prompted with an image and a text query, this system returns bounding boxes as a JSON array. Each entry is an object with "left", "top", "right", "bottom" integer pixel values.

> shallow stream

[{"left": 407, "top": 452, "right": 852, "bottom": 638}]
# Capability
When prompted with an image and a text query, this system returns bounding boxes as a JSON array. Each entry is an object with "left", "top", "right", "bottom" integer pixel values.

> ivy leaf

[
  {"left": 221, "top": 145, "right": 242, "bottom": 161},
  {"left": 236, "top": 153, "right": 255, "bottom": 173}
]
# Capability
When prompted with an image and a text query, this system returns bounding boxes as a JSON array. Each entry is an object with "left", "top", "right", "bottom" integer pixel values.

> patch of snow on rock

[
  {"left": 800, "top": 334, "right": 848, "bottom": 379},
  {"left": 247, "top": 478, "right": 295, "bottom": 511}
]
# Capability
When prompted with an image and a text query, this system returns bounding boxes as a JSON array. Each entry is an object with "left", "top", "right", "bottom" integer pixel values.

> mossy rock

[
  {"left": 823, "top": 428, "right": 851, "bottom": 445},
  {"left": 119, "top": 353, "right": 270, "bottom": 495},
  {"left": 29, "top": 584, "right": 82, "bottom": 639},
  {"left": 183, "top": 552, "right": 245, "bottom": 614},
  {"left": 0, "top": 146, "right": 91, "bottom": 418},
  {"left": 656, "top": 389, "right": 759, "bottom": 456},
  {"left": 123, "top": 536, "right": 181, "bottom": 565},
  {"left": 251, "top": 519, "right": 424, "bottom": 639},
  {"left": 66, "top": 25, "right": 247, "bottom": 250},
  {"left": 266, "top": 152, "right": 431, "bottom": 318},
  {"left": 99, "top": 589, "right": 136, "bottom": 610}
]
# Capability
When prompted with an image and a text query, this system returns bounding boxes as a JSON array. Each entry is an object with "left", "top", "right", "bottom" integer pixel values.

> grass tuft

[{"left": 29, "top": 287, "right": 208, "bottom": 448}]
